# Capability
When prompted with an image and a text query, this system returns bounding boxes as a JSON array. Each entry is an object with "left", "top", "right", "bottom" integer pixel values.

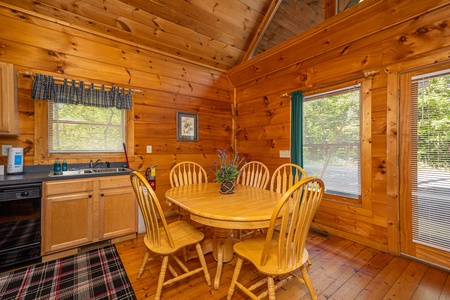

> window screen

[{"left": 411, "top": 69, "right": 450, "bottom": 251}]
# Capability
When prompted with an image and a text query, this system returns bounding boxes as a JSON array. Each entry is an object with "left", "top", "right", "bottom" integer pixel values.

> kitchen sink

[{"left": 48, "top": 167, "right": 132, "bottom": 177}]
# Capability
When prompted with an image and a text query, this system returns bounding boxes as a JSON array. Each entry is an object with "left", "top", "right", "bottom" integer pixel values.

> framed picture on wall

[{"left": 176, "top": 111, "right": 199, "bottom": 141}]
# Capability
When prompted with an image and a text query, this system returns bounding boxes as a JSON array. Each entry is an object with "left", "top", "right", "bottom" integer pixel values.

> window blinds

[{"left": 411, "top": 69, "right": 450, "bottom": 251}]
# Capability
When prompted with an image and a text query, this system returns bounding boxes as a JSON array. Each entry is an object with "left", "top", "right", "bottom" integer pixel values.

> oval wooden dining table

[{"left": 165, "top": 183, "right": 281, "bottom": 290}]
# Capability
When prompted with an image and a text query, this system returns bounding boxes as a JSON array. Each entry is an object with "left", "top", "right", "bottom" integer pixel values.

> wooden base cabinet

[
  {"left": 98, "top": 176, "right": 137, "bottom": 240},
  {"left": 42, "top": 175, "right": 137, "bottom": 255}
]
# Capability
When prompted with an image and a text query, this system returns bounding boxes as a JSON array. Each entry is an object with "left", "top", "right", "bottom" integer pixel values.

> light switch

[
  {"left": 146, "top": 145, "right": 152, "bottom": 153},
  {"left": 2, "top": 145, "right": 12, "bottom": 156},
  {"left": 279, "top": 150, "right": 290, "bottom": 158}
]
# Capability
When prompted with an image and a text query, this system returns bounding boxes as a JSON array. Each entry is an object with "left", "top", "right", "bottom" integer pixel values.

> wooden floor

[{"left": 116, "top": 228, "right": 450, "bottom": 300}]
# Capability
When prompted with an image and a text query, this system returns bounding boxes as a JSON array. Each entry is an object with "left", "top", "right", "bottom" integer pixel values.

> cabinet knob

[
  {"left": 101, "top": 193, "right": 105, "bottom": 197},
  {"left": 20, "top": 191, "right": 30, "bottom": 198}
]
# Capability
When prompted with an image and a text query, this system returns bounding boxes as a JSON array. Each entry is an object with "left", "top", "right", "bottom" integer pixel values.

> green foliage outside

[
  {"left": 417, "top": 75, "right": 450, "bottom": 170},
  {"left": 303, "top": 90, "right": 360, "bottom": 178},
  {"left": 50, "top": 103, "right": 124, "bottom": 152}
]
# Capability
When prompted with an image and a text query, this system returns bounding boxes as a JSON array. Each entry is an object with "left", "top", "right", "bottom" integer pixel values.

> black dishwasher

[{"left": 0, "top": 183, "right": 42, "bottom": 272}]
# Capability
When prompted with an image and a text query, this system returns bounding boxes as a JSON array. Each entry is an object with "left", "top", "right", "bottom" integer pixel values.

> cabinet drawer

[
  {"left": 98, "top": 175, "right": 131, "bottom": 190},
  {"left": 44, "top": 178, "right": 94, "bottom": 196}
]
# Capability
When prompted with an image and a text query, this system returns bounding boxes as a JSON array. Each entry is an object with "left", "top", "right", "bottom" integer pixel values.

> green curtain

[{"left": 291, "top": 90, "right": 303, "bottom": 167}]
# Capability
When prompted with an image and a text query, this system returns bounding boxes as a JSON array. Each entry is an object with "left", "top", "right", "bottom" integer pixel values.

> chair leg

[
  {"left": 182, "top": 247, "right": 188, "bottom": 261},
  {"left": 267, "top": 276, "right": 276, "bottom": 300},
  {"left": 300, "top": 265, "right": 317, "bottom": 300},
  {"left": 227, "top": 257, "right": 244, "bottom": 300},
  {"left": 155, "top": 255, "right": 169, "bottom": 300},
  {"left": 137, "top": 250, "right": 150, "bottom": 279},
  {"left": 195, "top": 243, "right": 212, "bottom": 286}
]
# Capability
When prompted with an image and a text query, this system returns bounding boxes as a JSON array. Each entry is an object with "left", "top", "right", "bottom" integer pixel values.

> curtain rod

[{"left": 20, "top": 71, "right": 142, "bottom": 93}]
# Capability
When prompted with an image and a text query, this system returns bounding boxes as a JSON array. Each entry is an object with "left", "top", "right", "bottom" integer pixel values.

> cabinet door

[
  {"left": 42, "top": 192, "right": 94, "bottom": 254},
  {"left": 99, "top": 187, "right": 137, "bottom": 240},
  {"left": 98, "top": 176, "right": 137, "bottom": 240},
  {"left": 0, "top": 62, "right": 17, "bottom": 135},
  {"left": 42, "top": 179, "right": 95, "bottom": 254}
]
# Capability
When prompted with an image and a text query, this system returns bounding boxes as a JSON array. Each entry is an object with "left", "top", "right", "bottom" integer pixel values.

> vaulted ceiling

[{"left": 3, "top": 0, "right": 361, "bottom": 71}]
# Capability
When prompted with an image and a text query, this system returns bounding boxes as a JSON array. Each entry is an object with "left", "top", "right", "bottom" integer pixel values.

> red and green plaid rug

[{"left": 0, "top": 245, "right": 136, "bottom": 299}]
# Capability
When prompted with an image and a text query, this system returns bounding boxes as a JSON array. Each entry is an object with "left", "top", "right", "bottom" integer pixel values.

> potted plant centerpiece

[{"left": 213, "top": 149, "right": 245, "bottom": 194}]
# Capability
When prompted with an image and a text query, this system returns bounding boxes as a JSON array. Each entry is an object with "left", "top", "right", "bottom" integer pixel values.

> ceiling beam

[
  {"left": 324, "top": 0, "right": 337, "bottom": 19},
  {"left": 239, "top": 0, "right": 283, "bottom": 63}
]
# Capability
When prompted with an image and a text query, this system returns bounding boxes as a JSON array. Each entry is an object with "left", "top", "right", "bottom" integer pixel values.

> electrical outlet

[
  {"left": 146, "top": 145, "right": 152, "bottom": 154},
  {"left": 2, "top": 145, "right": 12, "bottom": 156},
  {"left": 279, "top": 150, "right": 291, "bottom": 158}
]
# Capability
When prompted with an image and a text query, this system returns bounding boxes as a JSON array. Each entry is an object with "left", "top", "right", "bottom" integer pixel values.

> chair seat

[
  {"left": 144, "top": 220, "right": 205, "bottom": 255},
  {"left": 233, "top": 234, "right": 309, "bottom": 276}
]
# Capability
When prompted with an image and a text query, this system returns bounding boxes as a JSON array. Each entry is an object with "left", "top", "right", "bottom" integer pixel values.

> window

[
  {"left": 337, "top": 0, "right": 364, "bottom": 13},
  {"left": 48, "top": 101, "right": 125, "bottom": 153},
  {"left": 411, "top": 69, "right": 450, "bottom": 251},
  {"left": 303, "top": 85, "right": 361, "bottom": 199}
]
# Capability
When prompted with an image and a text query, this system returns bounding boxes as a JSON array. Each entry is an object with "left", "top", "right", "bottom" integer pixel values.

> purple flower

[{"left": 212, "top": 149, "right": 245, "bottom": 183}]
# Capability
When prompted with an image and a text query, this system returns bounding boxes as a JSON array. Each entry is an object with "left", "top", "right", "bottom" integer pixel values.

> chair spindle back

[
  {"left": 270, "top": 163, "right": 307, "bottom": 194},
  {"left": 130, "top": 171, "right": 175, "bottom": 248},
  {"left": 262, "top": 177, "right": 324, "bottom": 270},
  {"left": 170, "top": 161, "right": 208, "bottom": 187},
  {"left": 237, "top": 161, "right": 270, "bottom": 189}
]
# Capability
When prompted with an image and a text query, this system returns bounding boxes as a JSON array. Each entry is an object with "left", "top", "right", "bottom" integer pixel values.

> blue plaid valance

[{"left": 31, "top": 74, "right": 132, "bottom": 110}]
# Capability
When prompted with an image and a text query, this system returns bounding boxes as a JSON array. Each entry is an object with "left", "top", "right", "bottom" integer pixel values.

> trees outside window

[
  {"left": 303, "top": 85, "right": 361, "bottom": 199},
  {"left": 49, "top": 101, "right": 125, "bottom": 153}
]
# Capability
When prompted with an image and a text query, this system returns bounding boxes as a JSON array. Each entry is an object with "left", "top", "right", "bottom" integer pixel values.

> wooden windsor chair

[
  {"left": 269, "top": 163, "right": 310, "bottom": 260},
  {"left": 227, "top": 177, "right": 324, "bottom": 300},
  {"left": 235, "top": 161, "right": 270, "bottom": 239},
  {"left": 169, "top": 161, "right": 208, "bottom": 220},
  {"left": 169, "top": 161, "right": 210, "bottom": 260},
  {"left": 130, "top": 171, "right": 211, "bottom": 300}
]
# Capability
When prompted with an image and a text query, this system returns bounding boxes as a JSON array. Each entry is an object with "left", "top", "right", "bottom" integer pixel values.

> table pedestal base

[{"left": 212, "top": 228, "right": 233, "bottom": 289}]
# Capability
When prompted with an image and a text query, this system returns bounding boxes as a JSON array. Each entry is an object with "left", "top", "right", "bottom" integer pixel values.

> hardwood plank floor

[{"left": 116, "top": 228, "right": 450, "bottom": 300}]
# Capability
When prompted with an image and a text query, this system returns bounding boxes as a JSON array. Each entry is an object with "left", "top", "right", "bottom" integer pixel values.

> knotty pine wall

[
  {"left": 0, "top": 3, "right": 233, "bottom": 208},
  {"left": 229, "top": 0, "right": 450, "bottom": 254}
]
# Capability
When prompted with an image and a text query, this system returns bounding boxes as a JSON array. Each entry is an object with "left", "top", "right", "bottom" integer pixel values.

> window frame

[
  {"left": 398, "top": 62, "right": 450, "bottom": 267},
  {"left": 34, "top": 100, "right": 134, "bottom": 164},
  {"left": 300, "top": 78, "right": 372, "bottom": 212}
]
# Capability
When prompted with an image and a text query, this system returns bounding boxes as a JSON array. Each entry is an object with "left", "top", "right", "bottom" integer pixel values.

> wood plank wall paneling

[
  {"left": 230, "top": 0, "right": 450, "bottom": 255},
  {"left": 1, "top": 0, "right": 450, "bottom": 267},
  {"left": 0, "top": 3, "right": 233, "bottom": 204}
]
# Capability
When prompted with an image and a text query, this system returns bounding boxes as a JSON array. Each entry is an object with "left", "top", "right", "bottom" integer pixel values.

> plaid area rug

[{"left": 0, "top": 245, "right": 136, "bottom": 300}]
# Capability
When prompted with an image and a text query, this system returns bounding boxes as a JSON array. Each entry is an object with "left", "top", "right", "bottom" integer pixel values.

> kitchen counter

[{"left": 0, "top": 162, "right": 131, "bottom": 186}]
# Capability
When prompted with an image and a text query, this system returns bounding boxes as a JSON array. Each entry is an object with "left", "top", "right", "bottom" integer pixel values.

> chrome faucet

[{"left": 89, "top": 158, "right": 103, "bottom": 168}]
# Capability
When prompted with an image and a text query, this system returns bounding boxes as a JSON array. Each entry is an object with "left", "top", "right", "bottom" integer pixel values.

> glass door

[{"left": 399, "top": 66, "right": 450, "bottom": 268}]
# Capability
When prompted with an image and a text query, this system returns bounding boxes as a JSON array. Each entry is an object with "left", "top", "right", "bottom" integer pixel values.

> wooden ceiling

[{"left": 3, "top": 0, "right": 361, "bottom": 71}]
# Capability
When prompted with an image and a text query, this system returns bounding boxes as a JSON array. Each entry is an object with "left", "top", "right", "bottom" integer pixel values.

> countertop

[{"left": 0, "top": 162, "right": 132, "bottom": 186}]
